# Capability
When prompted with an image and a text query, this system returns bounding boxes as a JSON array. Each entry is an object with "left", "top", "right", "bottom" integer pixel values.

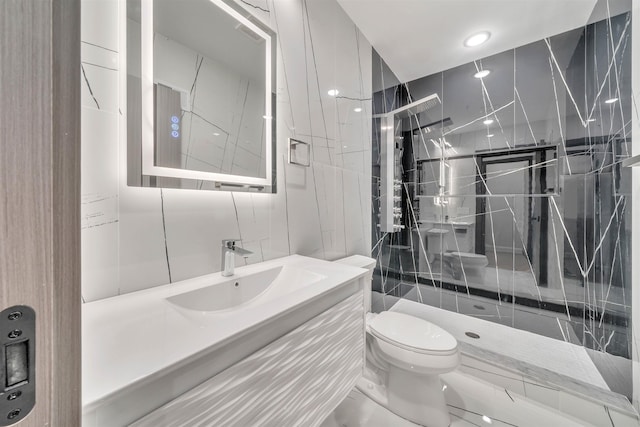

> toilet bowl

[
  {"left": 425, "top": 228, "right": 489, "bottom": 284},
  {"left": 443, "top": 251, "right": 488, "bottom": 284},
  {"left": 334, "top": 255, "right": 460, "bottom": 427},
  {"left": 425, "top": 228, "right": 449, "bottom": 255},
  {"left": 425, "top": 228, "right": 450, "bottom": 275},
  {"left": 361, "top": 311, "right": 459, "bottom": 427}
]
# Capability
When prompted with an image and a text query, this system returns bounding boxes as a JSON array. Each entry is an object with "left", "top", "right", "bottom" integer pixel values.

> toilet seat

[
  {"left": 362, "top": 311, "right": 460, "bottom": 426},
  {"left": 371, "top": 329, "right": 459, "bottom": 357},
  {"left": 368, "top": 312, "right": 458, "bottom": 355},
  {"left": 367, "top": 312, "right": 460, "bottom": 375},
  {"left": 445, "top": 251, "right": 488, "bottom": 266}
]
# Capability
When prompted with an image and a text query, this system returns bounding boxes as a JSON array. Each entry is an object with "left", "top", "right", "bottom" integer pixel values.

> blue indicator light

[
  {"left": 171, "top": 131, "right": 180, "bottom": 138},
  {"left": 171, "top": 123, "right": 179, "bottom": 131},
  {"left": 171, "top": 115, "right": 180, "bottom": 124}
]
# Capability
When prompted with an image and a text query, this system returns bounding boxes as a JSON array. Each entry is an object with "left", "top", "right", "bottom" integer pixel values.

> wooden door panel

[{"left": 0, "top": 1, "right": 81, "bottom": 425}]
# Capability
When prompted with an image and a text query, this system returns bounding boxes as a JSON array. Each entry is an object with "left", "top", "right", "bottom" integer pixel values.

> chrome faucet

[{"left": 221, "top": 239, "right": 253, "bottom": 277}]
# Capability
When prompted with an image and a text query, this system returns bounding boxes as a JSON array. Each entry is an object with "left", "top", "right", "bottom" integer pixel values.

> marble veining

[
  {"left": 460, "top": 343, "right": 635, "bottom": 416},
  {"left": 80, "top": 0, "right": 373, "bottom": 302},
  {"left": 371, "top": 8, "right": 634, "bottom": 384}
]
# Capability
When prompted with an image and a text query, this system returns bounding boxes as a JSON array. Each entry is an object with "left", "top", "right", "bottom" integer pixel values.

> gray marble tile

[{"left": 459, "top": 342, "right": 636, "bottom": 416}]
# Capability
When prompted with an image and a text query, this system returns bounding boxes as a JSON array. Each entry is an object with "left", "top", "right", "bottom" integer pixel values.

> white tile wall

[
  {"left": 80, "top": 0, "right": 373, "bottom": 301},
  {"left": 81, "top": 0, "right": 119, "bottom": 52}
]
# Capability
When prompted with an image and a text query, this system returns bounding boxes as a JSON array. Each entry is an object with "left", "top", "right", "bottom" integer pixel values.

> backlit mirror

[{"left": 126, "top": 0, "right": 276, "bottom": 192}]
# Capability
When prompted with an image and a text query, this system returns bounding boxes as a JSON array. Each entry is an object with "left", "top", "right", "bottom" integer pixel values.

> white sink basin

[
  {"left": 167, "top": 266, "right": 282, "bottom": 312},
  {"left": 166, "top": 266, "right": 325, "bottom": 312},
  {"left": 82, "top": 254, "right": 369, "bottom": 426}
]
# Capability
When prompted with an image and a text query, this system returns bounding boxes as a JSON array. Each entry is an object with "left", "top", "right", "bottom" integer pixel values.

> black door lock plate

[{"left": 0, "top": 306, "right": 35, "bottom": 425}]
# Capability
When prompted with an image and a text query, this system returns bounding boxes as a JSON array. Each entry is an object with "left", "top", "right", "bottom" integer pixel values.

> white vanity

[{"left": 82, "top": 255, "right": 368, "bottom": 426}]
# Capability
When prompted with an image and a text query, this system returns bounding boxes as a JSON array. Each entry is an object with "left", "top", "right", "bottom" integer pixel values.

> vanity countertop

[{"left": 82, "top": 255, "right": 367, "bottom": 411}]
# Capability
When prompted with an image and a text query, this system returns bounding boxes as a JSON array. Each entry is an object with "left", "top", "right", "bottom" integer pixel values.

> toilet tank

[{"left": 334, "top": 255, "right": 376, "bottom": 312}]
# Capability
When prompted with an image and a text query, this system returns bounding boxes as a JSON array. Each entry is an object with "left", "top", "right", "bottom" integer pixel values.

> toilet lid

[{"left": 369, "top": 312, "right": 457, "bottom": 353}]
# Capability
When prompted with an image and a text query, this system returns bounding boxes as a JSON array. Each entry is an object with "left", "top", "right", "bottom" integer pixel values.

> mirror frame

[{"left": 125, "top": 0, "right": 277, "bottom": 192}]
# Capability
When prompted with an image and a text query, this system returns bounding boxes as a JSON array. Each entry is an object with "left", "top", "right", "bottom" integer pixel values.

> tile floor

[
  {"left": 320, "top": 370, "right": 635, "bottom": 427},
  {"left": 372, "top": 292, "right": 634, "bottom": 401},
  {"left": 330, "top": 295, "right": 640, "bottom": 426}
]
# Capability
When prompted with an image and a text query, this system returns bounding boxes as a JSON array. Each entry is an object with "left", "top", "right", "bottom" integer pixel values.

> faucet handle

[{"left": 222, "top": 239, "right": 240, "bottom": 248}]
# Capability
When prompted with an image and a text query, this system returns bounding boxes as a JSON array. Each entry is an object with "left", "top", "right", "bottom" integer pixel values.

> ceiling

[{"left": 335, "top": 0, "right": 600, "bottom": 83}]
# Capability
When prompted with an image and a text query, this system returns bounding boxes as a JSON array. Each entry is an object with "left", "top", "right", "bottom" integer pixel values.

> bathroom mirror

[{"left": 126, "top": 0, "right": 276, "bottom": 192}]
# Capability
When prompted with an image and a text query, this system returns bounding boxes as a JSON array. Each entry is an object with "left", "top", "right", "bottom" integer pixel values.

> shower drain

[{"left": 465, "top": 331, "right": 480, "bottom": 339}]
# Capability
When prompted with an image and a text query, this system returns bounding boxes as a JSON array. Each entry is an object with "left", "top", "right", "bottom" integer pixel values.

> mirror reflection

[
  {"left": 126, "top": 0, "right": 275, "bottom": 191},
  {"left": 154, "top": 0, "right": 267, "bottom": 178}
]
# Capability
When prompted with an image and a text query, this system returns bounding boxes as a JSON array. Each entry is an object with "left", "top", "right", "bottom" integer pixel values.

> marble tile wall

[
  {"left": 371, "top": 4, "right": 635, "bottom": 398},
  {"left": 81, "top": 0, "right": 372, "bottom": 302}
]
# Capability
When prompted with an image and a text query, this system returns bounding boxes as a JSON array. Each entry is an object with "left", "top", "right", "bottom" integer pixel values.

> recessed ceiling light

[
  {"left": 487, "top": 134, "right": 494, "bottom": 138},
  {"left": 213, "top": 132, "right": 220, "bottom": 136},
  {"left": 327, "top": 89, "right": 340, "bottom": 97},
  {"left": 474, "top": 70, "right": 491, "bottom": 79},
  {"left": 464, "top": 31, "right": 491, "bottom": 47},
  {"left": 483, "top": 119, "right": 494, "bottom": 125},
  {"left": 482, "top": 415, "right": 493, "bottom": 424},
  {"left": 605, "top": 97, "right": 618, "bottom": 104},
  {"left": 354, "top": 107, "right": 362, "bottom": 112}
]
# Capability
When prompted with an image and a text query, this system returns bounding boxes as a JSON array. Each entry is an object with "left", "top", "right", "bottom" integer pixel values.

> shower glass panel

[{"left": 371, "top": 5, "right": 633, "bottom": 400}]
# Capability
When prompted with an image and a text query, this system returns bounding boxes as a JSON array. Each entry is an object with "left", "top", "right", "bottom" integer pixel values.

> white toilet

[
  {"left": 443, "top": 251, "right": 488, "bottom": 283},
  {"left": 424, "top": 228, "right": 489, "bottom": 284},
  {"left": 424, "top": 228, "right": 449, "bottom": 276},
  {"left": 335, "top": 256, "right": 460, "bottom": 427}
]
